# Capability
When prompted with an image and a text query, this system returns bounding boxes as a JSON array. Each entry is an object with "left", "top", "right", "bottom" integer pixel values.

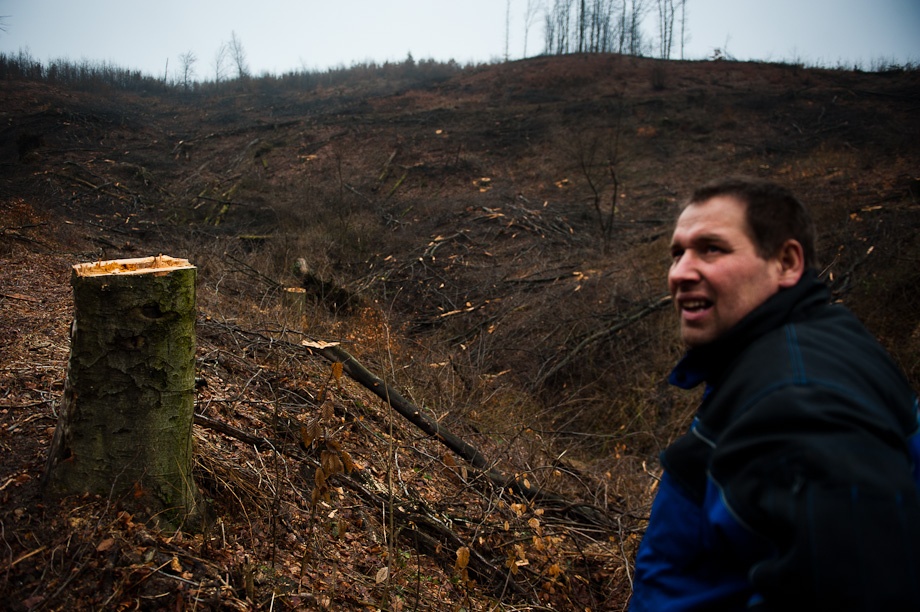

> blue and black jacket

[{"left": 630, "top": 271, "right": 920, "bottom": 611}]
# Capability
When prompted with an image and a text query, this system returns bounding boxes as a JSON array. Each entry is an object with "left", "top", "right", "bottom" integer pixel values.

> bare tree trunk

[
  {"left": 43, "top": 256, "right": 201, "bottom": 531},
  {"left": 229, "top": 30, "right": 248, "bottom": 80},
  {"left": 505, "top": 0, "right": 511, "bottom": 62},
  {"left": 657, "top": 0, "right": 675, "bottom": 59},
  {"left": 523, "top": 0, "right": 541, "bottom": 58},
  {"left": 680, "top": 0, "right": 688, "bottom": 59}
]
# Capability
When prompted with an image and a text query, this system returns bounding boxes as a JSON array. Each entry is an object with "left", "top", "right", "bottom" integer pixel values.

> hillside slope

[{"left": 1, "top": 54, "right": 918, "bottom": 610}]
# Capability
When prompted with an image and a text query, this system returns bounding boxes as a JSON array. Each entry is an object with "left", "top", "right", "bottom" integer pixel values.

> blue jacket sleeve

[{"left": 630, "top": 470, "right": 768, "bottom": 612}]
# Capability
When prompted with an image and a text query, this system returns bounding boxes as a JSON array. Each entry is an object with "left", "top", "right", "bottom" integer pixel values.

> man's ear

[{"left": 776, "top": 239, "right": 805, "bottom": 288}]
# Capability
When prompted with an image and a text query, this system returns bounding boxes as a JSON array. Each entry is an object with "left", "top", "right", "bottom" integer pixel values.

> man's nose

[{"left": 669, "top": 252, "right": 700, "bottom": 285}]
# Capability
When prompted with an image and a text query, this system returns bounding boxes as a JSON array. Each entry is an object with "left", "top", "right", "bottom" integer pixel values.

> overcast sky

[{"left": 1, "top": 0, "right": 918, "bottom": 80}]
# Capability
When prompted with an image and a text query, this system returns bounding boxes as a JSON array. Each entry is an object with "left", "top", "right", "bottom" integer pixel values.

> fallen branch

[
  {"left": 192, "top": 410, "right": 529, "bottom": 600},
  {"left": 536, "top": 294, "right": 672, "bottom": 386},
  {"left": 49, "top": 169, "right": 132, "bottom": 202},
  {"left": 0, "top": 222, "right": 50, "bottom": 234},
  {"left": 333, "top": 472, "right": 530, "bottom": 600},
  {"left": 194, "top": 195, "right": 253, "bottom": 207},
  {"left": 0, "top": 292, "right": 42, "bottom": 303},
  {"left": 313, "top": 343, "right": 618, "bottom": 528},
  {"left": 200, "top": 318, "right": 619, "bottom": 529},
  {"left": 318, "top": 343, "right": 493, "bottom": 470},
  {"left": 225, "top": 253, "right": 284, "bottom": 290},
  {"left": 193, "top": 412, "right": 293, "bottom": 456},
  {"left": 0, "top": 224, "right": 53, "bottom": 250}
]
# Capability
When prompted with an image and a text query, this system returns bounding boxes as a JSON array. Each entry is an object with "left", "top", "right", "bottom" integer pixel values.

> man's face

[{"left": 668, "top": 196, "right": 786, "bottom": 347}]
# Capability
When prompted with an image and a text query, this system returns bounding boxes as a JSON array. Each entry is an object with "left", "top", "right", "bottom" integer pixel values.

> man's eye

[{"left": 705, "top": 245, "right": 723, "bottom": 254}]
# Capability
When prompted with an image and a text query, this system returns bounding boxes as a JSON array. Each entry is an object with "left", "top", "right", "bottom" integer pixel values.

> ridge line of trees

[
  {"left": 0, "top": 45, "right": 469, "bottom": 96},
  {"left": 539, "top": 0, "right": 687, "bottom": 59},
  {"left": 2, "top": 8, "right": 914, "bottom": 97}
]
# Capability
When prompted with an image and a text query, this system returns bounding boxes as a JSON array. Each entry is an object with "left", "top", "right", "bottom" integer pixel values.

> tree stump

[
  {"left": 282, "top": 286, "right": 307, "bottom": 317},
  {"left": 43, "top": 255, "right": 201, "bottom": 530}
]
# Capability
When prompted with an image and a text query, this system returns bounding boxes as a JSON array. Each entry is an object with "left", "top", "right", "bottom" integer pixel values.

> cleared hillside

[{"left": 1, "top": 54, "right": 918, "bottom": 610}]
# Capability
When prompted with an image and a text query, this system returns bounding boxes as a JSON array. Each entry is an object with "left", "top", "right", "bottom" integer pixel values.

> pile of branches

[{"left": 183, "top": 314, "right": 646, "bottom": 609}]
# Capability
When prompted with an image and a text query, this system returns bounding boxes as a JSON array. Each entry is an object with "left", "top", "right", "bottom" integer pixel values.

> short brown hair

[{"left": 685, "top": 176, "right": 818, "bottom": 270}]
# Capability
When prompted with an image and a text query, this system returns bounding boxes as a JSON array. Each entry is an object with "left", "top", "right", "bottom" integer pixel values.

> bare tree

[
  {"left": 679, "top": 0, "right": 689, "bottom": 59},
  {"left": 544, "top": 10, "right": 555, "bottom": 54},
  {"left": 587, "top": 0, "right": 617, "bottom": 53},
  {"left": 567, "top": 95, "right": 625, "bottom": 252},
  {"left": 178, "top": 50, "right": 197, "bottom": 91},
  {"left": 544, "top": 0, "right": 622, "bottom": 56},
  {"left": 618, "top": 0, "right": 648, "bottom": 56},
  {"left": 587, "top": 0, "right": 602, "bottom": 53},
  {"left": 656, "top": 0, "right": 676, "bottom": 59},
  {"left": 228, "top": 30, "right": 249, "bottom": 79},
  {"left": 547, "top": 0, "right": 573, "bottom": 55},
  {"left": 213, "top": 41, "right": 229, "bottom": 85},
  {"left": 505, "top": 0, "right": 511, "bottom": 61},
  {"left": 523, "top": 0, "right": 543, "bottom": 58}
]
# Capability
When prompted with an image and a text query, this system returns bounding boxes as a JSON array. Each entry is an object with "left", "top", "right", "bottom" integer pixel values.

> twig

[
  {"left": 3, "top": 546, "right": 47, "bottom": 570},
  {"left": 225, "top": 253, "right": 283, "bottom": 289},
  {"left": 193, "top": 413, "right": 293, "bottom": 458},
  {"left": 0, "top": 292, "right": 42, "bottom": 303},
  {"left": 194, "top": 195, "right": 252, "bottom": 207}
]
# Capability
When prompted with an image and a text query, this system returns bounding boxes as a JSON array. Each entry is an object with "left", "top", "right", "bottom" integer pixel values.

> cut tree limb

[
  {"left": 193, "top": 412, "right": 290, "bottom": 454},
  {"left": 311, "top": 343, "right": 617, "bottom": 528},
  {"left": 536, "top": 294, "right": 672, "bottom": 386},
  {"left": 316, "top": 343, "right": 493, "bottom": 470},
  {"left": 191, "top": 410, "right": 529, "bottom": 600},
  {"left": 202, "top": 319, "right": 618, "bottom": 528}
]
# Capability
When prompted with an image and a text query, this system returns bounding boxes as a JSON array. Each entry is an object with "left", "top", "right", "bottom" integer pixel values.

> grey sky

[{"left": 1, "top": 0, "right": 917, "bottom": 80}]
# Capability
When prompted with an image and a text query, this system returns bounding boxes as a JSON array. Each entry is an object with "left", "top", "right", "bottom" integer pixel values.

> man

[{"left": 629, "top": 177, "right": 920, "bottom": 611}]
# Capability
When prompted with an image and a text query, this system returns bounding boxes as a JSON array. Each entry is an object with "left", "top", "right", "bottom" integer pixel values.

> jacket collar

[{"left": 669, "top": 270, "right": 830, "bottom": 390}]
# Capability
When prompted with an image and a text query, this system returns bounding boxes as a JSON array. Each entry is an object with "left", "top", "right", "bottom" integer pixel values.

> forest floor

[{"left": 0, "top": 213, "right": 641, "bottom": 611}]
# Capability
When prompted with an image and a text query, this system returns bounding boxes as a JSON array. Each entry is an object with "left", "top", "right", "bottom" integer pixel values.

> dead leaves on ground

[{"left": 2, "top": 274, "right": 634, "bottom": 611}]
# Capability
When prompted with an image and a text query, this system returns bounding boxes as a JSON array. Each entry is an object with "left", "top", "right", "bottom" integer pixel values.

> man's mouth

[{"left": 680, "top": 299, "right": 712, "bottom": 313}]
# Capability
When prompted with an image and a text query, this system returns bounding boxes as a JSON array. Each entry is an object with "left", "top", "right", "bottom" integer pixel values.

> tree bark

[{"left": 43, "top": 255, "right": 201, "bottom": 530}]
